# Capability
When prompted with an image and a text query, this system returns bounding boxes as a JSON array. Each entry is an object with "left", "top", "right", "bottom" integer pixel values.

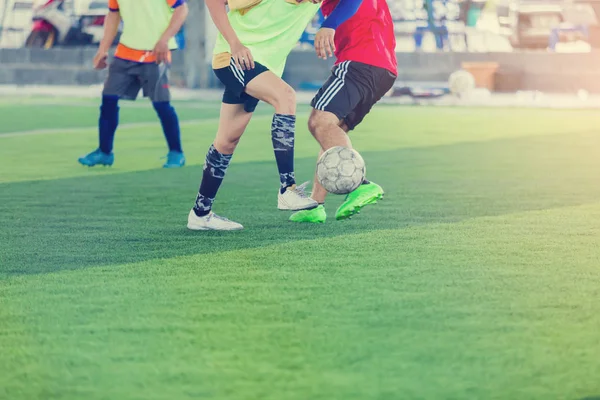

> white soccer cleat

[
  {"left": 187, "top": 210, "right": 244, "bottom": 231},
  {"left": 278, "top": 182, "right": 319, "bottom": 211}
]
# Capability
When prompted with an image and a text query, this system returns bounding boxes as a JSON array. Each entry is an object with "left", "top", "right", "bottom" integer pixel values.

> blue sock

[
  {"left": 271, "top": 114, "right": 296, "bottom": 193},
  {"left": 153, "top": 101, "right": 182, "bottom": 153},
  {"left": 98, "top": 95, "right": 119, "bottom": 154}
]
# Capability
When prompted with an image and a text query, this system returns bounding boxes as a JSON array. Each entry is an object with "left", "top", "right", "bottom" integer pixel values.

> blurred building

[{"left": 2, "top": 0, "right": 600, "bottom": 92}]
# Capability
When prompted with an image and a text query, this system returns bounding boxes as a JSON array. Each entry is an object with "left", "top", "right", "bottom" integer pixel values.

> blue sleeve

[{"left": 321, "top": 0, "right": 364, "bottom": 29}]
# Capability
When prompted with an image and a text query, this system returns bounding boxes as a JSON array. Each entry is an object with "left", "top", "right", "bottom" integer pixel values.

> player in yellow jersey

[
  {"left": 78, "top": 0, "right": 188, "bottom": 168},
  {"left": 187, "top": 0, "right": 323, "bottom": 230}
]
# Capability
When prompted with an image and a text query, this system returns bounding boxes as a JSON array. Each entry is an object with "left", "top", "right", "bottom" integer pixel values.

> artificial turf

[{"left": 1, "top": 100, "right": 599, "bottom": 399}]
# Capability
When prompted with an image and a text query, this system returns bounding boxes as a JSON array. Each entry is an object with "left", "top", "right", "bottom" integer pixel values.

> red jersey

[{"left": 321, "top": 0, "right": 397, "bottom": 75}]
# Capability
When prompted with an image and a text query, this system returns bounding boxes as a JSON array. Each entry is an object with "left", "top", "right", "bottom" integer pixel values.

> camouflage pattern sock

[
  {"left": 193, "top": 144, "right": 233, "bottom": 217},
  {"left": 271, "top": 114, "right": 296, "bottom": 191}
]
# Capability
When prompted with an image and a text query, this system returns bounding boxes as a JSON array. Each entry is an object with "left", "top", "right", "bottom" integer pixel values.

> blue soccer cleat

[
  {"left": 78, "top": 149, "right": 114, "bottom": 167},
  {"left": 163, "top": 151, "right": 186, "bottom": 168}
]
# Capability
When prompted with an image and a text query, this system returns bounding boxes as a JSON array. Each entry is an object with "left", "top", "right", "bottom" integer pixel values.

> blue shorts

[{"left": 213, "top": 58, "right": 269, "bottom": 113}]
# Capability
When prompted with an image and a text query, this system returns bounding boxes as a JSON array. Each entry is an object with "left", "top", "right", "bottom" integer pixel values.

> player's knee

[
  {"left": 152, "top": 101, "right": 174, "bottom": 113},
  {"left": 100, "top": 95, "right": 119, "bottom": 112},
  {"left": 272, "top": 84, "right": 296, "bottom": 114},
  {"left": 308, "top": 112, "right": 334, "bottom": 138},
  {"left": 307, "top": 115, "right": 319, "bottom": 136}
]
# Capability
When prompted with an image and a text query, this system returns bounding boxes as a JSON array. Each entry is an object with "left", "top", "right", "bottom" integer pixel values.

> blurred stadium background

[{"left": 3, "top": 0, "right": 600, "bottom": 94}]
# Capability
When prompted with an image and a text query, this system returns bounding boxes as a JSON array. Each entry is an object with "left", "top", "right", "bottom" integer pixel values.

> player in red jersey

[{"left": 290, "top": 0, "right": 397, "bottom": 223}]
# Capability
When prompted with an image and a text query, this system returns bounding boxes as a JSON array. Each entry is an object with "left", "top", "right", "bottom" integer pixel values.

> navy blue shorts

[{"left": 213, "top": 58, "right": 269, "bottom": 113}]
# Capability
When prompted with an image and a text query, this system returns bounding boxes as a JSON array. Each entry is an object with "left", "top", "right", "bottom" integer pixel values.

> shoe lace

[
  {"left": 292, "top": 181, "right": 311, "bottom": 198},
  {"left": 210, "top": 213, "right": 231, "bottom": 222}
]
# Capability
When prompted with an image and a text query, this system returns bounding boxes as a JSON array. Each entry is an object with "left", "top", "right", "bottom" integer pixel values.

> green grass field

[{"left": 1, "top": 98, "right": 599, "bottom": 400}]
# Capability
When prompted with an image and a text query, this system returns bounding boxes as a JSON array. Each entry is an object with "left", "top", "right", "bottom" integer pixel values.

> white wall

[{"left": 0, "top": 0, "right": 34, "bottom": 47}]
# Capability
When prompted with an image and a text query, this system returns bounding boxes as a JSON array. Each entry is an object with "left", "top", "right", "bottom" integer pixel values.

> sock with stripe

[
  {"left": 153, "top": 101, "right": 183, "bottom": 153},
  {"left": 193, "top": 144, "right": 233, "bottom": 217},
  {"left": 98, "top": 95, "right": 119, "bottom": 154},
  {"left": 271, "top": 114, "right": 296, "bottom": 194}
]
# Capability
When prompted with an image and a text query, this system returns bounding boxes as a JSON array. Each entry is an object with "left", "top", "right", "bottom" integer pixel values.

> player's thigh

[
  {"left": 103, "top": 58, "right": 141, "bottom": 100},
  {"left": 214, "top": 59, "right": 284, "bottom": 107},
  {"left": 245, "top": 71, "right": 295, "bottom": 111},
  {"left": 140, "top": 63, "right": 171, "bottom": 102},
  {"left": 308, "top": 108, "right": 343, "bottom": 134}
]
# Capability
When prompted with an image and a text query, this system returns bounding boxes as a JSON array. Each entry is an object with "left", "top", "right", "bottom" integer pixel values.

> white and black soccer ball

[
  {"left": 448, "top": 69, "right": 475, "bottom": 96},
  {"left": 316, "top": 146, "right": 366, "bottom": 195}
]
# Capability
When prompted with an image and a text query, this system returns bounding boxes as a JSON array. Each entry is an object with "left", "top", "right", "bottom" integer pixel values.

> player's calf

[{"left": 153, "top": 101, "right": 185, "bottom": 168}]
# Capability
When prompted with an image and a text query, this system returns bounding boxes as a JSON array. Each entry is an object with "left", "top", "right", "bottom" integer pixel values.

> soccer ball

[
  {"left": 448, "top": 69, "right": 475, "bottom": 96},
  {"left": 316, "top": 146, "right": 366, "bottom": 195}
]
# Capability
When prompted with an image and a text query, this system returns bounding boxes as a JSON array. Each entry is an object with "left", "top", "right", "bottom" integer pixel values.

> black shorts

[
  {"left": 311, "top": 61, "right": 397, "bottom": 130},
  {"left": 213, "top": 58, "right": 269, "bottom": 113},
  {"left": 103, "top": 58, "right": 170, "bottom": 102}
]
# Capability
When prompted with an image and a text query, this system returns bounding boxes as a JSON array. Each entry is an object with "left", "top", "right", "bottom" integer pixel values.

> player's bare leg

[
  {"left": 188, "top": 103, "right": 251, "bottom": 231},
  {"left": 307, "top": 109, "right": 352, "bottom": 151},
  {"left": 290, "top": 111, "right": 383, "bottom": 223},
  {"left": 246, "top": 72, "right": 318, "bottom": 211},
  {"left": 213, "top": 102, "right": 253, "bottom": 154},
  {"left": 245, "top": 71, "right": 297, "bottom": 115},
  {"left": 290, "top": 113, "right": 347, "bottom": 223},
  {"left": 308, "top": 114, "right": 352, "bottom": 204}
]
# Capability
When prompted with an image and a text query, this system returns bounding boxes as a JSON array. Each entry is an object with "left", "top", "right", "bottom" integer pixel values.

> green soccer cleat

[
  {"left": 289, "top": 205, "right": 326, "bottom": 224},
  {"left": 335, "top": 182, "right": 384, "bottom": 220}
]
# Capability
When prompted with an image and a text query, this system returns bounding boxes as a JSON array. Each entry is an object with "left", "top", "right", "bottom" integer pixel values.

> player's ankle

[
  {"left": 193, "top": 208, "right": 210, "bottom": 217},
  {"left": 280, "top": 183, "right": 295, "bottom": 194}
]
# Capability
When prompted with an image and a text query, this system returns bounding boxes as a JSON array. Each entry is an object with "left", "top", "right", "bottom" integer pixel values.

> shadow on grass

[{"left": 1, "top": 130, "right": 599, "bottom": 276}]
